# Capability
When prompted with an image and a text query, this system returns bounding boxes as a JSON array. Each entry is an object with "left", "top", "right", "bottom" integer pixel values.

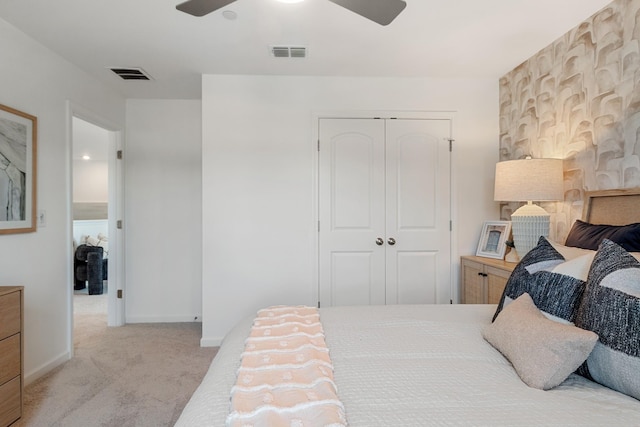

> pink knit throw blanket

[{"left": 226, "top": 306, "right": 347, "bottom": 427}]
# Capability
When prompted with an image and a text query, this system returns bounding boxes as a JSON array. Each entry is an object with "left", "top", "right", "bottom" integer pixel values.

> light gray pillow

[{"left": 483, "top": 293, "right": 598, "bottom": 390}]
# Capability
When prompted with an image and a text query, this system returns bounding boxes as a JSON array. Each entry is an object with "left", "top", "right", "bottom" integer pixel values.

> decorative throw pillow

[
  {"left": 565, "top": 220, "right": 640, "bottom": 252},
  {"left": 550, "top": 252, "right": 595, "bottom": 282},
  {"left": 493, "top": 237, "right": 586, "bottom": 324},
  {"left": 483, "top": 293, "right": 598, "bottom": 390},
  {"left": 575, "top": 239, "right": 640, "bottom": 401}
]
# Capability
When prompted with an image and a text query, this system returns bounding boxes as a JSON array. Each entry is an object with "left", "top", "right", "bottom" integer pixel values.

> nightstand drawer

[
  {"left": 0, "top": 376, "right": 21, "bottom": 427},
  {"left": 0, "top": 291, "right": 20, "bottom": 340},
  {"left": 0, "top": 334, "right": 20, "bottom": 385}
]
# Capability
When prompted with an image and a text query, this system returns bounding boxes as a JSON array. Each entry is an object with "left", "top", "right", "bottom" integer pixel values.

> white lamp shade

[
  {"left": 494, "top": 158, "right": 564, "bottom": 260},
  {"left": 494, "top": 158, "right": 564, "bottom": 202}
]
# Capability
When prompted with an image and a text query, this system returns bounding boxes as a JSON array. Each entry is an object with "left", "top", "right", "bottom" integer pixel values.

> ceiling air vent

[
  {"left": 270, "top": 46, "right": 307, "bottom": 58},
  {"left": 289, "top": 47, "right": 306, "bottom": 58},
  {"left": 109, "top": 67, "right": 152, "bottom": 80}
]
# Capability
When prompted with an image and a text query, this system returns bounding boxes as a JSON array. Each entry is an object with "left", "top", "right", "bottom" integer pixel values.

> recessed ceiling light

[
  {"left": 82, "top": 155, "right": 91, "bottom": 160},
  {"left": 222, "top": 10, "right": 237, "bottom": 20},
  {"left": 276, "top": 0, "right": 304, "bottom": 3}
]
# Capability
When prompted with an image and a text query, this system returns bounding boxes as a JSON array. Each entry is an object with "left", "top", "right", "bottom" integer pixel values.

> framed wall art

[
  {"left": 0, "top": 104, "right": 37, "bottom": 234},
  {"left": 476, "top": 221, "right": 511, "bottom": 259}
]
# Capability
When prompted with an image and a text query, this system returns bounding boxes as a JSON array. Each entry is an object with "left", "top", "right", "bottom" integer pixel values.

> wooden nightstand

[{"left": 461, "top": 256, "right": 517, "bottom": 304}]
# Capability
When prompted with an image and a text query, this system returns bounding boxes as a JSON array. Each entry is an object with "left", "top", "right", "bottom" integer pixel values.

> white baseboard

[
  {"left": 25, "top": 351, "right": 71, "bottom": 386},
  {"left": 125, "top": 315, "right": 202, "bottom": 323},
  {"left": 200, "top": 336, "right": 222, "bottom": 347}
]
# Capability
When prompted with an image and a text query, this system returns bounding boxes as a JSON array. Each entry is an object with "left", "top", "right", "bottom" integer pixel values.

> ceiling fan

[{"left": 176, "top": 0, "right": 407, "bottom": 26}]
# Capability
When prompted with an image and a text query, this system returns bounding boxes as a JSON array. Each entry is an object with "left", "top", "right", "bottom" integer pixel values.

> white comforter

[{"left": 176, "top": 305, "right": 640, "bottom": 426}]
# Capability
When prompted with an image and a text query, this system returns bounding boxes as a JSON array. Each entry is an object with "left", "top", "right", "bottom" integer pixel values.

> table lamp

[{"left": 494, "top": 157, "right": 564, "bottom": 260}]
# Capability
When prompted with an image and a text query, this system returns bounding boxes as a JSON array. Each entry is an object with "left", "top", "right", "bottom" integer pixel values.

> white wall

[
  {"left": 72, "top": 117, "right": 110, "bottom": 203},
  {"left": 0, "top": 17, "right": 125, "bottom": 382},
  {"left": 125, "top": 100, "right": 202, "bottom": 322},
  {"left": 73, "top": 160, "right": 108, "bottom": 202},
  {"left": 201, "top": 75, "right": 500, "bottom": 345}
]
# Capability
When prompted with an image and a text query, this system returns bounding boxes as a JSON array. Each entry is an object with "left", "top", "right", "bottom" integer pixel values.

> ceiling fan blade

[
  {"left": 328, "top": 0, "right": 406, "bottom": 26},
  {"left": 176, "top": 0, "right": 237, "bottom": 17}
]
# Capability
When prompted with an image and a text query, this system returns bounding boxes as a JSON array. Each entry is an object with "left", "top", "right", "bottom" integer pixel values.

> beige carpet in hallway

[{"left": 15, "top": 292, "right": 218, "bottom": 427}]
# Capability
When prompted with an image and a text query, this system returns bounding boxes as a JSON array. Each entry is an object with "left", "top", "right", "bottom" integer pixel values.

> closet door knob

[
  {"left": 375, "top": 238, "right": 384, "bottom": 246},
  {"left": 387, "top": 238, "right": 396, "bottom": 246}
]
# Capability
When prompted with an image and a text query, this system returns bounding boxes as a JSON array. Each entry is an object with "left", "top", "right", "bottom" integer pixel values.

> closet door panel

[
  {"left": 330, "top": 252, "right": 379, "bottom": 306},
  {"left": 385, "top": 119, "right": 451, "bottom": 304},
  {"left": 319, "top": 119, "right": 386, "bottom": 306},
  {"left": 394, "top": 251, "right": 438, "bottom": 304}
]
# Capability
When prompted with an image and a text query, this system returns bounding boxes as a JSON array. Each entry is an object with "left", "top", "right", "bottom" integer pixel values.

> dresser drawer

[
  {"left": 0, "top": 376, "right": 21, "bottom": 427},
  {"left": 0, "top": 334, "right": 20, "bottom": 386},
  {"left": 0, "top": 291, "right": 20, "bottom": 340}
]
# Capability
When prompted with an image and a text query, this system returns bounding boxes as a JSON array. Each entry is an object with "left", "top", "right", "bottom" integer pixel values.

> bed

[{"left": 176, "top": 189, "right": 640, "bottom": 426}]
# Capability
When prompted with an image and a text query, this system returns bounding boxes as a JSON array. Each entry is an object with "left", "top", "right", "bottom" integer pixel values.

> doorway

[
  {"left": 72, "top": 117, "right": 110, "bottom": 323},
  {"left": 318, "top": 117, "right": 452, "bottom": 307},
  {"left": 68, "top": 104, "right": 124, "bottom": 354}
]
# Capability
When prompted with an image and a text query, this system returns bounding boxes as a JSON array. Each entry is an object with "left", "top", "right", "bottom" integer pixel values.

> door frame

[
  {"left": 311, "top": 110, "right": 458, "bottom": 306},
  {"left": 66, "top": 102, "right": 125, "bottom": 356}
]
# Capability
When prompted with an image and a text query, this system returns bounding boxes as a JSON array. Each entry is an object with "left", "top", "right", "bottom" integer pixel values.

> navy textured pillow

[
  {"left": 493, "top": 236, "right": 586, "bottom": 324},
  {"left": 565, "top": 220, "right": 640, "bottom": 251},
  {"left": 575, "top": 239, "right": 640, "bottom": 401}
]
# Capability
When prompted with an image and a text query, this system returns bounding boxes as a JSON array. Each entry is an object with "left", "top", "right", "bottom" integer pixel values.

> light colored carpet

[{"left": 16, "top": 291, "right": 218, "bottom": 427}]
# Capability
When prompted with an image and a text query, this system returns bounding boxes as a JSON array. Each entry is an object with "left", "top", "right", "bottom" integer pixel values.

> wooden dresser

[{"left": 0, "top": 286, "right": 23, "bottom": 427}]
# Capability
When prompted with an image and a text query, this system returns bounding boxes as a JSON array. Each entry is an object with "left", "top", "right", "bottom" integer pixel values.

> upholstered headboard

[{"left": 582, "top": 189, "right": 640, "bottom": 225}]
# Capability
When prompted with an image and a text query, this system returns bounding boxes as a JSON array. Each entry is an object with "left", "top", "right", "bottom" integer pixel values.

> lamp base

[{"left": 511, "top": 203, "right": 550, "bottom": 260}]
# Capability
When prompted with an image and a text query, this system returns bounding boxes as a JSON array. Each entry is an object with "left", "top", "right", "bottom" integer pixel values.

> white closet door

[
  {"left": 318, "top": 119, "right": 386, "bottom": 306},
  {"left": 385, "top": 119, "right": 451, "bottom": 304},
  {"left": 318, "top": 117, "right": 451, "bottom": 307}
]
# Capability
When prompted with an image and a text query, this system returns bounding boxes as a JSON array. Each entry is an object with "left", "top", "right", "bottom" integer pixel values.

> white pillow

[
  {"left": 86, "top": 236, "right": 100, "bottom": 246},
  {"left": 550, "top": 239, "right": 640, "bottom": 274},
  {"left": 549, "top": 241, "right": 594, "bottom": 260},
  {"left": 97, "top": 240, "right": 108, "bottom": 257}
]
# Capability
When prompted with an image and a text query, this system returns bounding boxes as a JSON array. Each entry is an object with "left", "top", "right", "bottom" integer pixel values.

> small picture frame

[{"left": 476, "top": 221, "right": 511, "bottom": 259}]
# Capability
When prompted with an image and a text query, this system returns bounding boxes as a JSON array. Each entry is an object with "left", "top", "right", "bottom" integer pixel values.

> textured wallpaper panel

[{"left": 499, "top": 0, "right": 640, "bottom": 242}]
